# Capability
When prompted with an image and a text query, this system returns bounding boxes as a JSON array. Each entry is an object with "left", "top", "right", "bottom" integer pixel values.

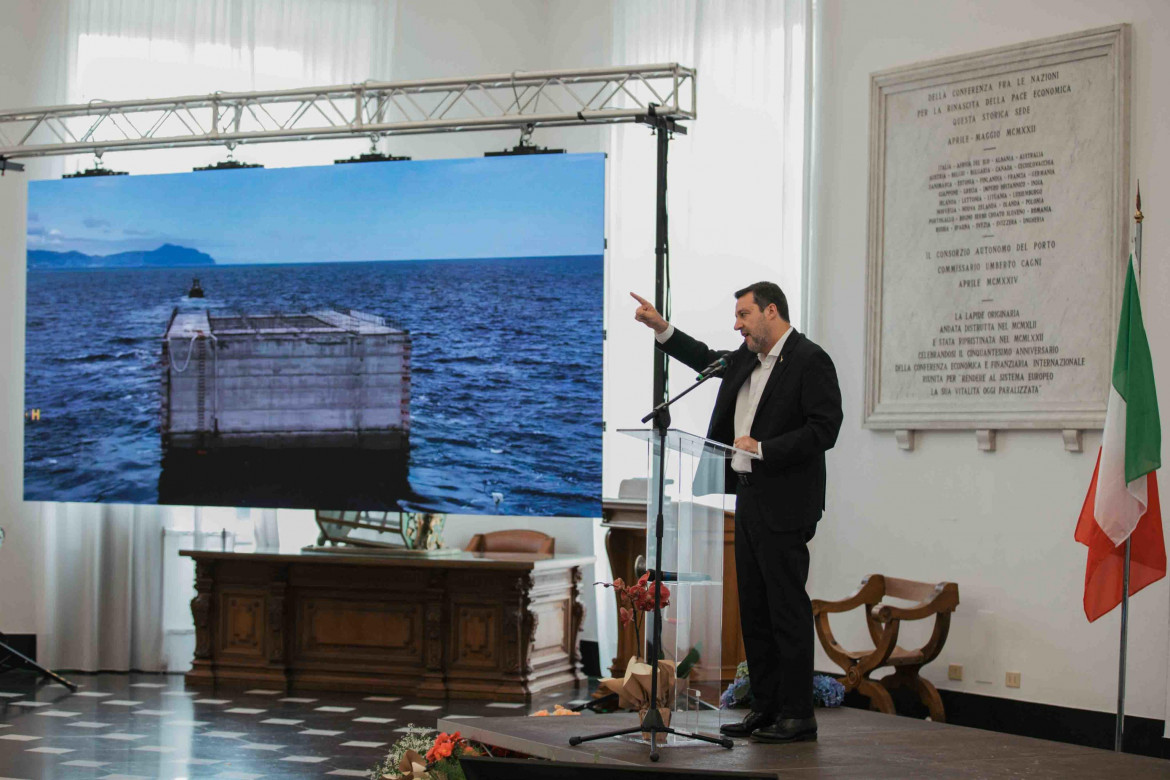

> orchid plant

[{"left": 596, "top": 573, "right": 671, "bottom": 657}]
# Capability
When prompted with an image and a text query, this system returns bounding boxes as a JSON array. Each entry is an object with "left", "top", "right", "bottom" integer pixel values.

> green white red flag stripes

[{"left": 1075, "top": 257, "right": 1164, "bottom": 622}]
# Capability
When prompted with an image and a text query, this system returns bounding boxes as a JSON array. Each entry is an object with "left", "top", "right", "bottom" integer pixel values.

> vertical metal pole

[
  {"left": 646, "top": 114, "right": 672, "bottom": 761},
  {"left": 652, "top": 117, "right": 669, "bottom": 410},
  {"left": 1116, "top": 185, "right": 1143, "bottom": 753},
  {"left": 1116, "top": 537, "right": 1130, "bottom": 752},
  {"left": 1135, "top": 184, "right": 1143, "bottom": 278},
  {"left": 647, "top": 419, "right": 669, "bottom": 759}
]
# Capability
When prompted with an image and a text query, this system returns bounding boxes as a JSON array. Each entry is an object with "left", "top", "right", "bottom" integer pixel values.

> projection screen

[{"left": 23, "top": 153, "right": 604, "bottom": 517}]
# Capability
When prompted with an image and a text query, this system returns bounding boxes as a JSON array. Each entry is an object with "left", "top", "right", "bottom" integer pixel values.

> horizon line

[{"left": 27, "top": 249, "right": 605, "bottom": 268}]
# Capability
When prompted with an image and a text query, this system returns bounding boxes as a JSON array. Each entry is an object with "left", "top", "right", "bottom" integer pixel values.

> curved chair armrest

[
  {"left": 814, "top": 610, "right": 855, "bottom": 673},
  {"left": 869, "top": 582, "right": 959, "bottom": 623},
  {"left": 866, "top": 619, "right": 900, "bottom": 672},
  {"left": 812, "top": 574, "right": 885, "bottom": 615}
]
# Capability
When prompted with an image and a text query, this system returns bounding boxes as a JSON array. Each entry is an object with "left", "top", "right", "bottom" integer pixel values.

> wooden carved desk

[
  {"left": 601, "top": 499, "right": 745, "bottom": 681},
  {"left": 180, "top": 548, "right": 591, "bottom": 701}
]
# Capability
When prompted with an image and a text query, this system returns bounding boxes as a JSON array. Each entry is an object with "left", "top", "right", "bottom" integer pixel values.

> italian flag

[{"left": 1075, "top": 257, "right": 1164, "bottom": 622}]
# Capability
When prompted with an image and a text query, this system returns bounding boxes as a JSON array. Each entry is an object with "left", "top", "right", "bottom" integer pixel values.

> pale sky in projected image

[{"left": 27, "top": 153, "right": 604, "bottom": 264}]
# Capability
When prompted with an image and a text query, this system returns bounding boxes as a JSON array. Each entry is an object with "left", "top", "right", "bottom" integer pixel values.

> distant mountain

[{"left": 28, "top": 243, "right": 216, "bottom": 269}]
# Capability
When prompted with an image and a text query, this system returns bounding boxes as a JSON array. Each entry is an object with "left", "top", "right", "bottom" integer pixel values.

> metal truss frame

[{"left": 0, "top": 64, "right": 695, "bottom": 159}]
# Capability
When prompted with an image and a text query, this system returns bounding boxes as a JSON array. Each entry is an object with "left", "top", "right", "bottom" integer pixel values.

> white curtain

[
  {"left": 37, "top": 0, "right": 397, "bottom": 672},
  {"left": 61, "top": 0, "right": 398, "bottom": 173},
  {"left": 42, "top": 504, "right": 280, "bottom": 672},
  {"left": 254, "top": 508, "right": 280, "bottom": 549},
  {"left": 40, "top": 503, "right": 166, "bottom": 671},
  {"left": 600, "top": 0, "right": 811, "bottom": 666},
  {"left": 65, "top": 0, "right": 395, "bottom": 95},
  {"left": 608, "top": 0, "right": 809, "bottom": 323},
  {"left": 603, "top": 0, "right": 810, "bottom": 482}
]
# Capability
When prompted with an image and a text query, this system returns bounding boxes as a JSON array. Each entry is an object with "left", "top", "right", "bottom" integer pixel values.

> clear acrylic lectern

[{"left": 619, "top": 427, "right": 755, "bottom": 736}]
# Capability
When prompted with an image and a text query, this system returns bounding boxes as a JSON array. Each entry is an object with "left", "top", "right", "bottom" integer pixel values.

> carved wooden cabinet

[
  {"left": 601, "top": 499, "right": 745, "bottom": 681},
  {"left": 181, "top": 550, "right": 590, "bottom": 700}
]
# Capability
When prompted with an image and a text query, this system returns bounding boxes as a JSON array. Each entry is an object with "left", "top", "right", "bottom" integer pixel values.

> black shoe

[
  {"left": 719, "top": 710, "right": 776, "bottom": 738},
  {"left": 750, "top": 715, "right": 817, "bottom": 743}
]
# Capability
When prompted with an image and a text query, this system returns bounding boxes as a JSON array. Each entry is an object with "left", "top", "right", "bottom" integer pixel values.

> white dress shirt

[{"left": 656, "top": 324, "right": 791, "bottom": 473}]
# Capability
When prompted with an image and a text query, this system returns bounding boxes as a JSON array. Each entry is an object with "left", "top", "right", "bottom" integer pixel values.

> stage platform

[{"left": 438, "top": 707, "right": 1169, "bottom": 778}]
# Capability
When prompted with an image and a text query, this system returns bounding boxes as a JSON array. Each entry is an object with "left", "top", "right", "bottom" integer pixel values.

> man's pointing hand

[{"left": 631, "top": 292, "right": 668, "bottom": 335}]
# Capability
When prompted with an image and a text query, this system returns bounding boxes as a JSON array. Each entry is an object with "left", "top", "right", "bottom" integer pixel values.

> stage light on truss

[
  {"left": 63, "top": 151, "right": 127, "bottom": 178},
  {"left": 334, "top": 151, "right": 412, "bottom": 164},
  {"left": 193, "top": 159, "right": 264, "bottom": 171},
  {"left": 335, "top": 134, "right": 411, "bottom": 164},
  {"left": 485, "top": 123, "right": 564, "bottom": 157},
  {"left": 193, "top": 143, "right": 262, "bottom": 172}
]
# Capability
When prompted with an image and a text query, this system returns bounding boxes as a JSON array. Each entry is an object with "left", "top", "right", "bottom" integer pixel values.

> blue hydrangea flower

[
  {"left": 719, "top": 662, "right": 753, "bottom": 709},
  {"left": 812, "top": 674, "right": 845, "bottom": 707},
  {"left": 719, "top": 665, "right": 845, "bottom": 709}
]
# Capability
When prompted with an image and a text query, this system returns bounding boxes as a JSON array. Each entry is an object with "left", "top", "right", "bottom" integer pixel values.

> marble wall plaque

[{"left": 864, "top": 25, "right": 1130, "bottom": 430}]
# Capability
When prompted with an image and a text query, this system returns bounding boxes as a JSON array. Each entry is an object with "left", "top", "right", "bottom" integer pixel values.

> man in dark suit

[{"left": 631, "top": 282, "right": 842, "bottom": 743}]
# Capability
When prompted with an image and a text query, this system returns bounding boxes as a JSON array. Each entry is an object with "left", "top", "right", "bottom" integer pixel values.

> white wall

[
  {"left": 808, "top": 0, "right": 1170, "bottom": 720},
  {"left": 0, "top": 169, "right": 39, "bottom": 636},
  {"left": 0, "top": 0, "right": 68, "bottom": 636}
]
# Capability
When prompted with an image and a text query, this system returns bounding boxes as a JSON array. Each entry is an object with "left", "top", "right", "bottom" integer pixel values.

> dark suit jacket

[{"left": 658, "top": 327, "right": 843, "bottom": 529}]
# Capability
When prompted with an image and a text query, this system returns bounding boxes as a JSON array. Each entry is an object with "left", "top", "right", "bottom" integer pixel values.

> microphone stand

[
  {"left": 569, "top": 367, "right": 734, "bottom": 761},
  {"left": 0, "top": 631, "right": 77, "bottom": 691}
]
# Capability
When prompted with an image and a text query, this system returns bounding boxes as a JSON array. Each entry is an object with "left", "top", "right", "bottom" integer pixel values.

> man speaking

[{"left": 631, "top": 282, "right": 842, "bottom": 744}]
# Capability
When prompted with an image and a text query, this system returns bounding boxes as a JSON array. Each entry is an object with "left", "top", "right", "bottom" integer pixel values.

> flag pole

[
  {"left": 1115, "top": 183, "right": 1142, "bottom": 753},
  {"left": 1117, "top": 534, "right": 1130, "bottom": 753}
]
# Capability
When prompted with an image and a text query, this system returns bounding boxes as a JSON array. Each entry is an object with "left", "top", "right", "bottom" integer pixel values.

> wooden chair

[
  {"left": 812, "top": 575, "right": 959, "bottom": 722},
  {"left": 465, "top": 529, "right": 555, "bottom": 555}
]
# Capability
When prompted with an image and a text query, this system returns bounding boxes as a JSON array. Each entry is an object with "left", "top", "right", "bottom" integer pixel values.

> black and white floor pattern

[{"left": 0, "top": 672, "right": 589, "bottom": 779}]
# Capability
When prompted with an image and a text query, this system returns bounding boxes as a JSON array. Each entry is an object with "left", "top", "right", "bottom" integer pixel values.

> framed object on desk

[{"left": 311, "top": 509, "right": 454, "bottom": 553}]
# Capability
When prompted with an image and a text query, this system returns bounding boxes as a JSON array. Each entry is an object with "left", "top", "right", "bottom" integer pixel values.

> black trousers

[{"left": 734, "top": 484, "right": 817, "bottom": 719}]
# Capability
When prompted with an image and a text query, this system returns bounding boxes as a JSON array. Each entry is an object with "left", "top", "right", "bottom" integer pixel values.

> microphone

[
  {"left": 634, "top": 554, "right": 713, "bottom": 583},
  {"left": 696, "top": 356, "right": 728, "bottom": 381}
]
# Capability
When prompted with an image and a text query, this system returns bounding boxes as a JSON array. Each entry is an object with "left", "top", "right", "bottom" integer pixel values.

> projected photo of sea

[{"left": 24, "top": 155, "right": 605, "bottom": 517}]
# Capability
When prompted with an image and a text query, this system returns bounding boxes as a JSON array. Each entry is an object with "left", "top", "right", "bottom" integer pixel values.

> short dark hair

[{"left": 734, "top": 281, "right": 789, "bottom": 321}]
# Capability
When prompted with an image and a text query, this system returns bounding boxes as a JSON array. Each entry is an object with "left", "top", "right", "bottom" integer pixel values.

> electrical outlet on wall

[
  {"left": 1005, "top": 671, "right": 1021, "bottom": 688},
  {"left": 947, "top": 664, "right": 963, "bottom": 681}
]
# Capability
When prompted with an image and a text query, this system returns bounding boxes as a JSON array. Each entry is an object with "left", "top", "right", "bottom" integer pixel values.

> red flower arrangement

[
  {"left": 374, "top": 728, "right": 484, "bottom": 779},
  {"left": 598, "top": 573, "right": 671, "bottom": 654},
  {"left": 425, "top": 731, "right": 463, "bottom": 763},
  {"left": 626, "top": 573, "right": 671, "bottom": 613}
]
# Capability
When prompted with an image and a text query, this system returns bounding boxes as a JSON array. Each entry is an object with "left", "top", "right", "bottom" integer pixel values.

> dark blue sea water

[{"left": 23, "top": 256, "right": 603, "bottom": 517}]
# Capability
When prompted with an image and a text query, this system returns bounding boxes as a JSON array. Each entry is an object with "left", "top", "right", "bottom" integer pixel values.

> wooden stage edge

[{"left": 438, "top": 707, "right": 1170, "bottom": 778}]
